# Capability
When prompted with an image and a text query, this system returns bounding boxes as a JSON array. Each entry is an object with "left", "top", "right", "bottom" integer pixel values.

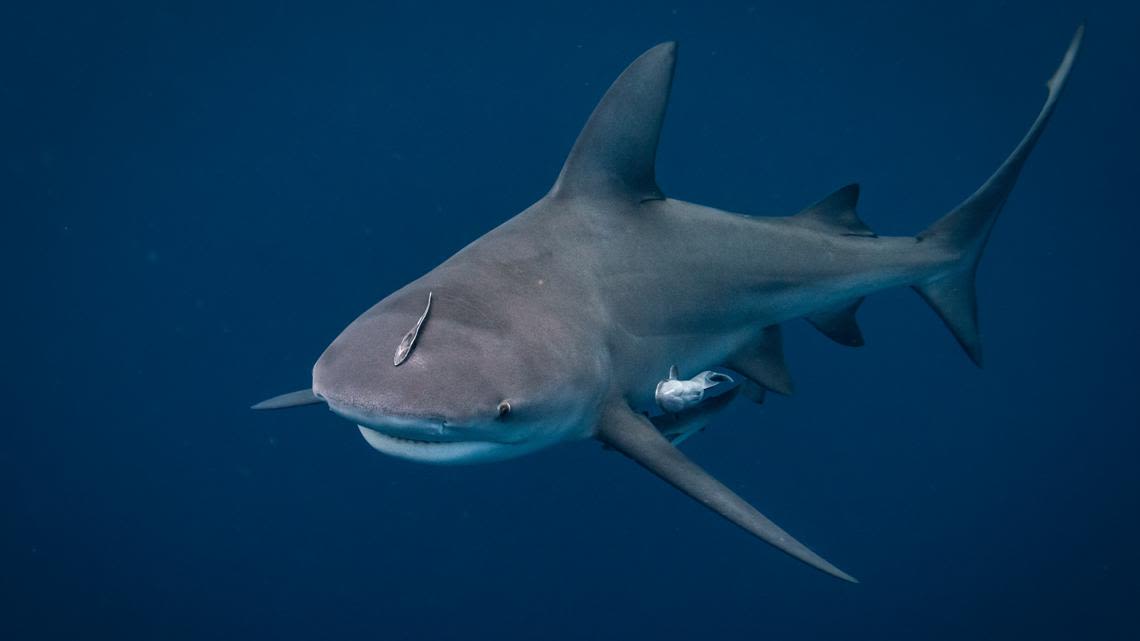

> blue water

[{"left": 5, "top": 1, "right": 1139, "bottom": 639}]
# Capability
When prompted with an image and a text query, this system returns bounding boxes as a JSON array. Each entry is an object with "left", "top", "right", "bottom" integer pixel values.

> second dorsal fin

[
  {"left": 549, "top": 42, "right": 677, "bottom": 203},
  {"left": 793, "top": 184, "right": 876, "bottom": 237}
]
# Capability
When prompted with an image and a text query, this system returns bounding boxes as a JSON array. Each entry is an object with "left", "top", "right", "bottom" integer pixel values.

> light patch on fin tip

[{"left": 394, "top": 291, "right": 432, "bottom": 366}]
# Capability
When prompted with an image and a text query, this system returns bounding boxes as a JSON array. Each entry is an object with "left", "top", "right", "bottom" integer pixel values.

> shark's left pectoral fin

[
  {"left": 597, "top": 400, "right": 857, "bottom": 583},
  {"left": 251, "top": 388, "right": 324, "bottom": 410}
]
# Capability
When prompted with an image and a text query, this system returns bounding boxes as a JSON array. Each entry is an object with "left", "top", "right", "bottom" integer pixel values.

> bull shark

[{"left": 253, "top": 26, "right": 1083, "bottom": 583}]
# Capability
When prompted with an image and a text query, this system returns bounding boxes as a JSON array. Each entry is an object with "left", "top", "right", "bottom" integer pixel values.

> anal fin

[{"left": 806, "top": 298, "right": 866, "bottom": 347}]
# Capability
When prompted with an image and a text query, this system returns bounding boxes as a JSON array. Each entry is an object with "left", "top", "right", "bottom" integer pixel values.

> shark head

[{"left": 310, "top": 285, "right": 604, "bottom": 464}]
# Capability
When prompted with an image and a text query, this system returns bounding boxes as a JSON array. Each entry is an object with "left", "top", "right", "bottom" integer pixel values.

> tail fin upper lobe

[{"left": 914, "top": 24, "right": 1083, "bottom": 366}]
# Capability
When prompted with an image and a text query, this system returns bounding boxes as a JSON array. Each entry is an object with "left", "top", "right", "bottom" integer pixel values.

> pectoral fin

[
  {"left": 251, "top": 388, "right": 324, "bottom": 410},
  {"left": 597, "top": 400, "right": 857, "bottom": 583}
]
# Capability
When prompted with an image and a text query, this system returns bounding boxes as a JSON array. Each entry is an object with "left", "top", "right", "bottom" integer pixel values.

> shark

[{"left": 253, "top": 26, "right": 1083, "bottom": 583}]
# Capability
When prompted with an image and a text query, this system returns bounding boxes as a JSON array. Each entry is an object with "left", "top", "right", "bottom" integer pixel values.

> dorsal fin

[
  {"left": 793, "top": 184, "right": 876, "bottom": 237},
  {"left": 725, "top": 325, "right": 794, "bottom": 396},
  {"left": 549, "top": 42, "right": 677, "bottom": 203},
  {"left": 806, "top": 298, "right": 866, "bottom": 347}
]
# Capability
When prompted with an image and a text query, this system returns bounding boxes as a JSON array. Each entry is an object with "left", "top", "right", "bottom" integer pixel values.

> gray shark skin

[{"left": 254, "top": 26, "right": 1083, "bottom": 583}]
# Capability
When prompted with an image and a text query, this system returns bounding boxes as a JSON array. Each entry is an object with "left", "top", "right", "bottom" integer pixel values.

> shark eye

[{"left": 497, "top": 401, "right": 511, "bottom": 418}]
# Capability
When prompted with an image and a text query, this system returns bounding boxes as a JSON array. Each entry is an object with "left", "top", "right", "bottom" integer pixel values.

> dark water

[{"left": 6, "top": 1, "right": 1139, "bottom": 639}]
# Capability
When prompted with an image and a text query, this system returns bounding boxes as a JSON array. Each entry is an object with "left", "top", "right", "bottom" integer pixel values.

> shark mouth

[
  {"left": 317, "top": 398, "right": 543, "bottom": 464},
  {"left": 355, "top": 425, "right": 527, "bottom": 464}
]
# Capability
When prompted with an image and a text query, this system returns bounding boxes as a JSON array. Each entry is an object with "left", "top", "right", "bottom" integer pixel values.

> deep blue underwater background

[{"left": 4, "top": 1, "right": 1139, "bottom": 639}]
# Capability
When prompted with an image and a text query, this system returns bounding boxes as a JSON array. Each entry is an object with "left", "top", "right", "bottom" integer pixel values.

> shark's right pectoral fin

[
  {"left": 596, "top": 400, "right": 857, "bottom": 583},
  {"left": 251, "top": 388, "right": 324, "bottom": 410}
]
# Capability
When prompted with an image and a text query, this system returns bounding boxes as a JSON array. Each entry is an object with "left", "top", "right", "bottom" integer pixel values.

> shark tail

[{"left": 913, "top": 24, "right": 1083, "bottom": 367}]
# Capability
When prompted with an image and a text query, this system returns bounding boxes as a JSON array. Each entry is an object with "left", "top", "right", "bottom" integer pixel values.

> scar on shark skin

[{"left": 394, "top": 291, "right": 432, "bottom": 367}]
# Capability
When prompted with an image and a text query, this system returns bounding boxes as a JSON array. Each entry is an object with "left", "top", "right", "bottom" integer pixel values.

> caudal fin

[{"left": 914, "top": 24, "right": 1083, "bottom": 367}]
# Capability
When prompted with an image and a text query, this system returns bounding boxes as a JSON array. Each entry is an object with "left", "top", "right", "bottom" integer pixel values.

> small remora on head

[{"left": 393, "top": 291, "right": 432, "bottom": 366}]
